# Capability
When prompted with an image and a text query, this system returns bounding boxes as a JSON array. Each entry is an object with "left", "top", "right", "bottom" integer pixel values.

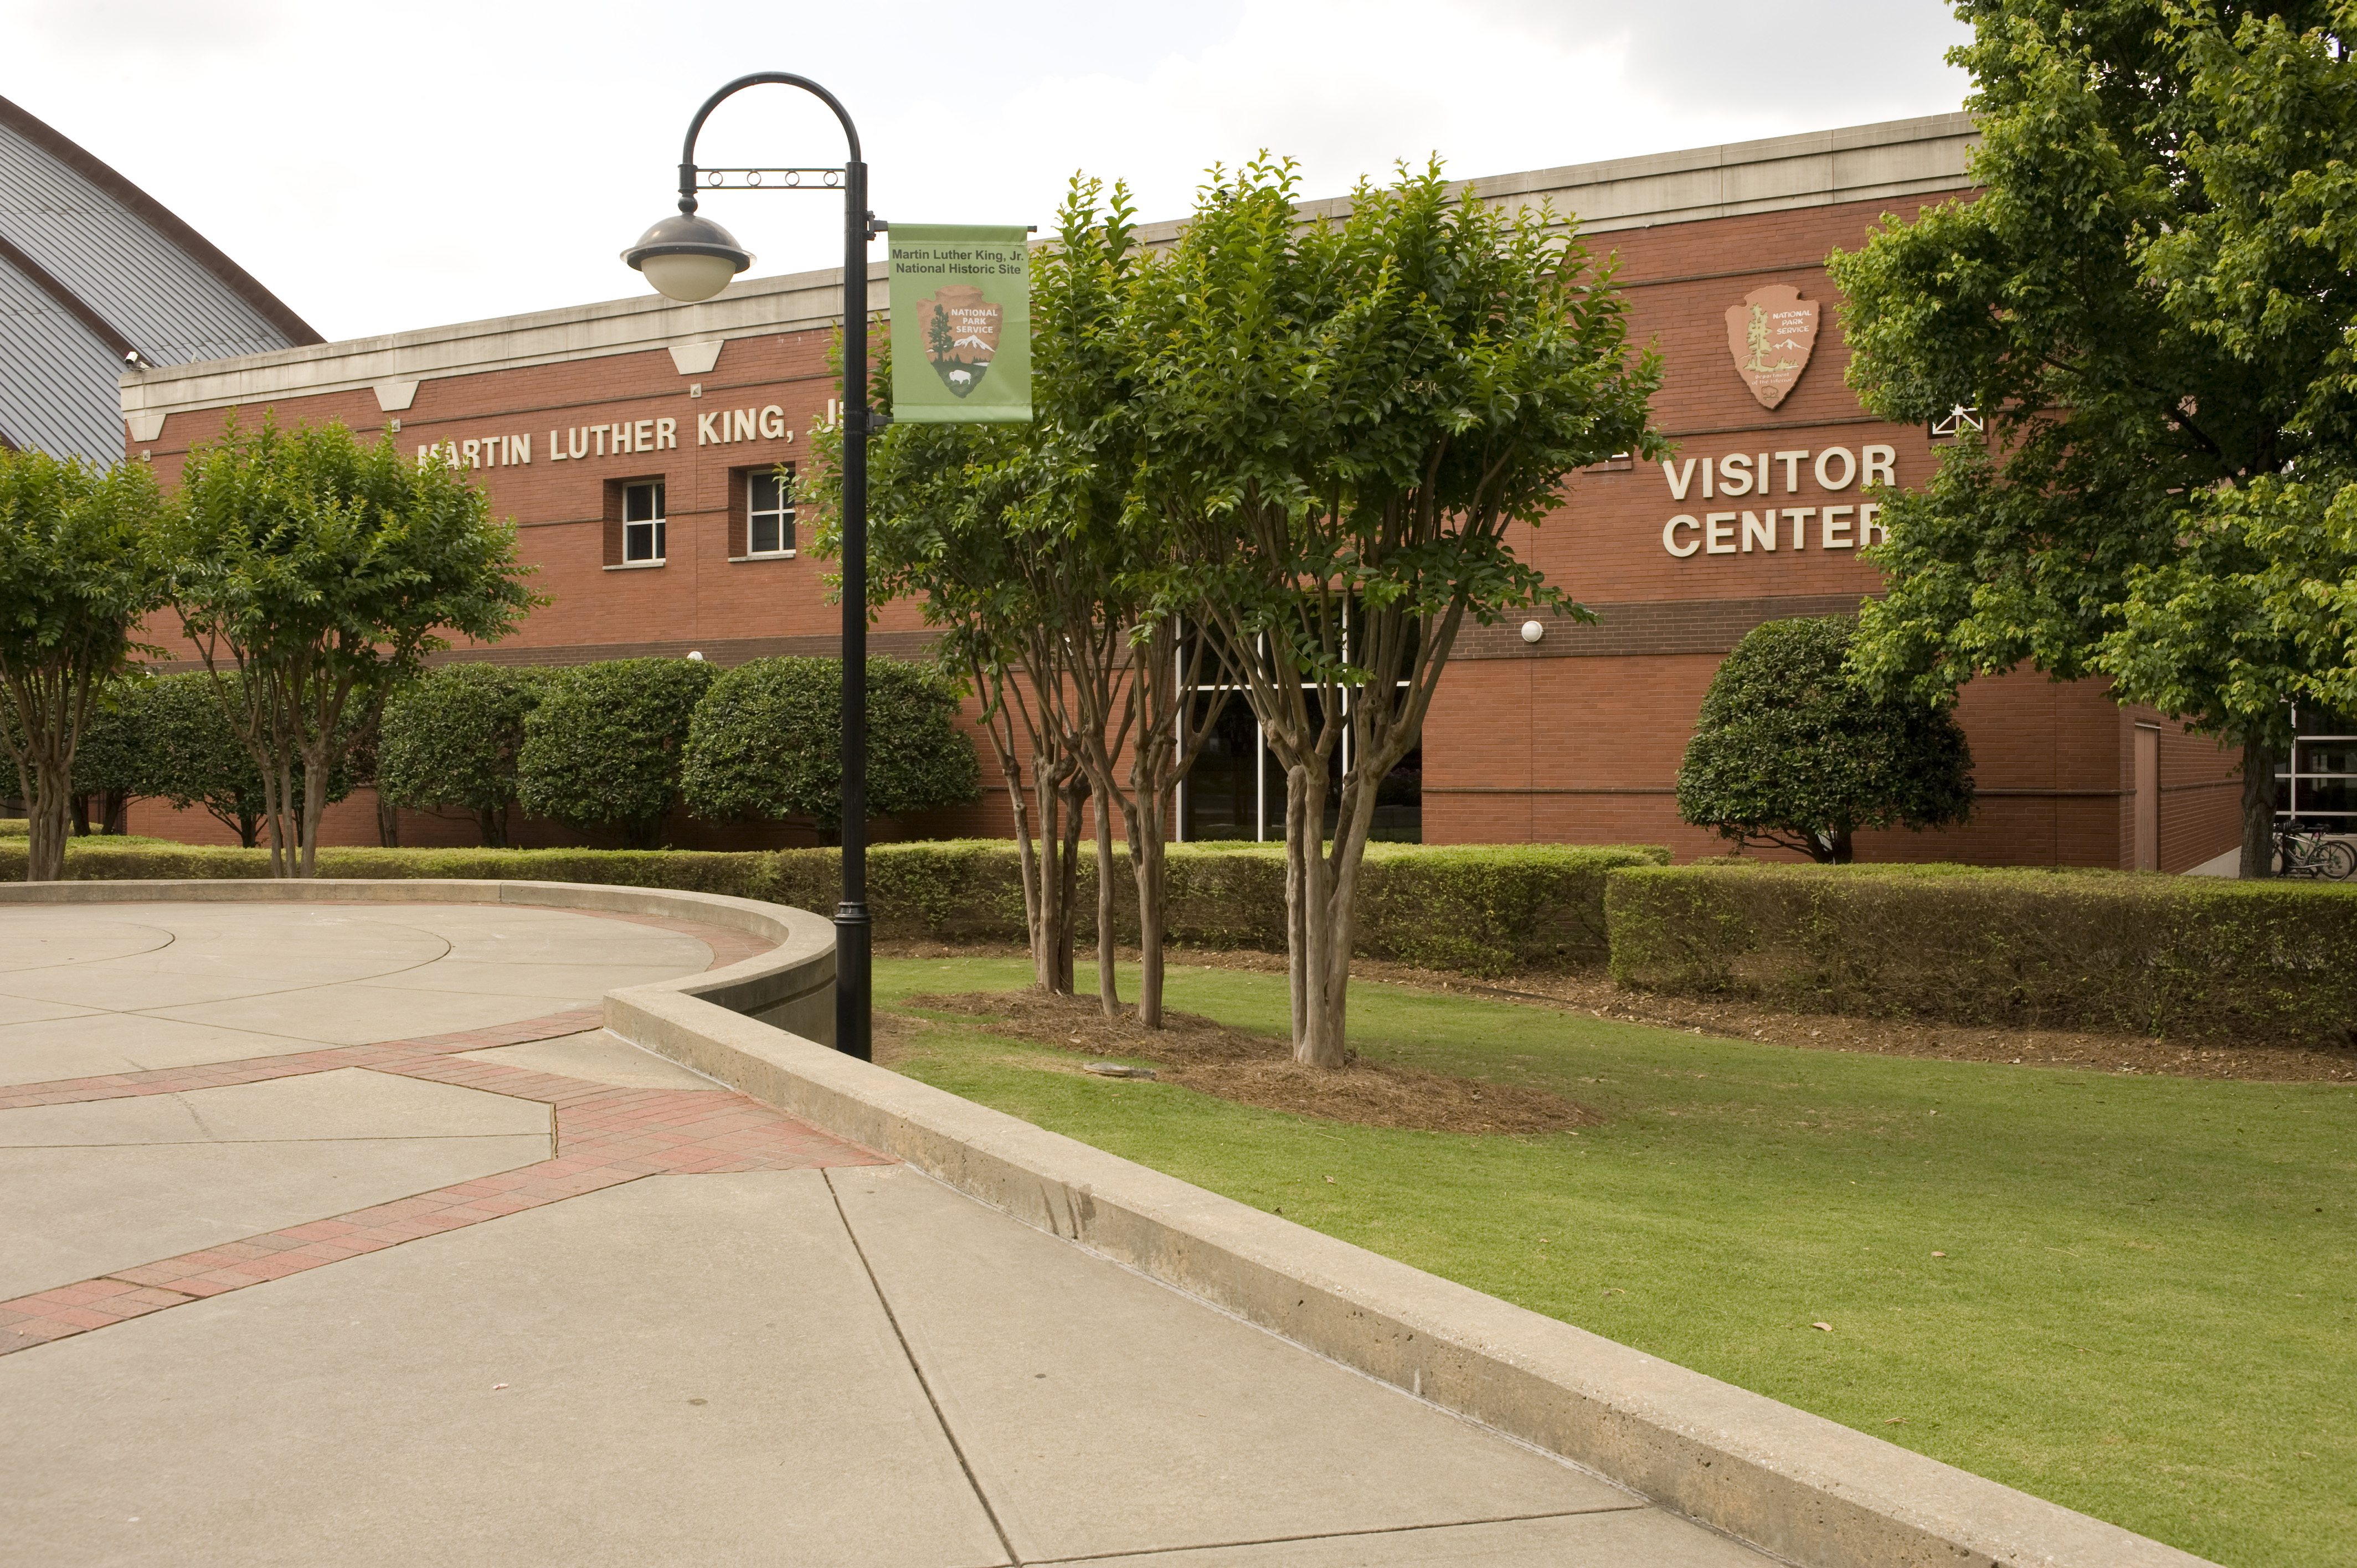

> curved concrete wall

[{"left": 0, "top": 876, "right": 835, "bottom": 1046}]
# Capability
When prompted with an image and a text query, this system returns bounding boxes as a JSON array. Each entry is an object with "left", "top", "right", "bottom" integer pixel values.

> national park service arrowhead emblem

[
  {"left": 1725, "top": 285, "right": 1819, "bottom": 410},
  {"left": 918, "top": 284, "right": 1001, "bottom": 398}
]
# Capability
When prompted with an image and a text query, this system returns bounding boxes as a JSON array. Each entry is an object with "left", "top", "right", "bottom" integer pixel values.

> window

[
  {"left": 2278, "top": 706, "right": 2357, "bottom": 827},
  {"left": 1173, "top": 620, "right": 1422, "bottom": 844},
  {"left": 748, "top": 466, "right": 794, "bottom": 556},
  {"left": 623, "top": 480, "right": 666, "bottom": 563}
]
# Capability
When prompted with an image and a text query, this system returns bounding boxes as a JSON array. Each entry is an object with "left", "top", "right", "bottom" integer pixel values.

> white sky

[{"left": 4, "top": 0, "right": 1973, "bottom": 345}]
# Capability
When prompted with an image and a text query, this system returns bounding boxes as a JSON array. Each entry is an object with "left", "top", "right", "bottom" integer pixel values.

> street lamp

[{"left": 624, "top": 72, "right": 878, "bottom": 1062}]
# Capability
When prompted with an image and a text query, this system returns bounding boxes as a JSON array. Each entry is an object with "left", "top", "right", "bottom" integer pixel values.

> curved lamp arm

[{"left": 675, "top": 72, "right": 862, "bottom": 214}]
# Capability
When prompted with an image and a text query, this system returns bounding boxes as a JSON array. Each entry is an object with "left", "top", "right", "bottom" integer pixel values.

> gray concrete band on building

[{"left": 0, "top": 878, "right": 2216, "bottom": 1568}]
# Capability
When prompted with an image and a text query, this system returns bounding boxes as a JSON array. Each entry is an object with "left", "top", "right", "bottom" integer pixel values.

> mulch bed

[
  {"left": 889, "top": 987, "right": 1599, "bottom": 1136},
  {"left": 875, "top": 938, "right": 2357, "bottom": 1086}
]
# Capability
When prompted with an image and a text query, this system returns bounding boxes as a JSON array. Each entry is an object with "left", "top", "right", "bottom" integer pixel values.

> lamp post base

[{"left": 834, "top": 903, "right": 872, "bottom": 1060}]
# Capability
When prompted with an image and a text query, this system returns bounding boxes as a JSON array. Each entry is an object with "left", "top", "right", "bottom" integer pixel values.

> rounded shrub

[
  {"left": 517, "top": 657, "right": 718, "bottom": 848},
  {"left": 1675, "top": 615, "right": 1973, "bottom": 864},
  {"left": 681, "top": 656, "right": 980, "bottom": 839},
  {"left": 378, "top": 663, "right": 549, "bottom": 845}
]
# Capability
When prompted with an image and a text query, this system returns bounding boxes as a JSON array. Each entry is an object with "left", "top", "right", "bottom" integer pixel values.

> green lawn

[{"left": 877, "top": 956, "right": 2356, "bottom": 1568}]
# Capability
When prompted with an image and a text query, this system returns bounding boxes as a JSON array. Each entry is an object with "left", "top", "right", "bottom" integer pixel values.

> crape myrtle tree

[
  {"left": 1830, "top": 0, "right": 2357, "bottom": 877},
  {"left": 680, "top": 655, "right": 981, "bottom": 836},
  {"left": 1676, "top": 616, "right": 1975, "bottom": 863},
  {"left": 164, "top": 418, "right": 541, "bottom": 875},
  {"left": 1130, "top": 158, "right": 1663, "bottom": 1067},
  {"left": 517, "top": 657, "right": 717, "bottom": 848},
  {"left": 1037, "top": 179, "right": 1241, "bottom": 1028},
  {"left": 377, "top": 663, "right": 549, "bottom": 846},
  {"left": 0, "top": 447, "right": 168, "bottom": 880},
  {"left": 810, "top": 369, "right": 1095, "bottom": 994},
  {"left": 812, "top": 178, "right": 1240, "bottom": 1023}
]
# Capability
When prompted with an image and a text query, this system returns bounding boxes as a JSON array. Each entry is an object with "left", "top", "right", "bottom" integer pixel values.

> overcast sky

[{"left": 4, "top": 0, "right": 1973, "bottom": 345}]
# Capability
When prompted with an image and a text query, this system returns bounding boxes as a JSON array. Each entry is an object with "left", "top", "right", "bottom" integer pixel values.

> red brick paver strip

[{"left": 0, "top": 905, "right": 886, "bottom": 1355}]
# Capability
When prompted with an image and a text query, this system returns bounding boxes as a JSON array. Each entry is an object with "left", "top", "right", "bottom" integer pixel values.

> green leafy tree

[
  {"left": 810, "top": 327, "right": 1100, "bottom": 1000},
  {"left": 377, "top": 663, "right": 549, "bottom": 846},
  {"left": 1130, "top": 158, "right": 1663, "bottom": 1065},
  {"left": 811, "top": 179, "right": 1240, "bottom": 1025},
  {"left": 1830, "top": 0, "right": 2357, "bottom": 877},
  {"left": 680, "top": 656, "right": 980, "bottom": 838},
  {"left": 161, "top": 416, "right": 541, "bottom": 875},
  {"left": 516, "top": 658, "right": 717, "bottom": 848},
  {"left": 0, "top": 447, "right": 168, "bottom": 880},
  {"left": 1676, "top": 616, "right": 1975, "bottom": 864},
  {"left": 1035, "top": 178, "right": 1241, "bottom": 1027}
]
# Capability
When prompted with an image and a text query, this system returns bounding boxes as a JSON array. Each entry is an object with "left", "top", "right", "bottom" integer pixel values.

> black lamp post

[{"left": 622, "top": 73, "right": 877, "bottom": 1061}]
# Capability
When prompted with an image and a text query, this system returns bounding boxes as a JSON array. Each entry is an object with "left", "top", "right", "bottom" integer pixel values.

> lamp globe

[{"left": 623, "top": 212, "right": 754, "bottom": 303}]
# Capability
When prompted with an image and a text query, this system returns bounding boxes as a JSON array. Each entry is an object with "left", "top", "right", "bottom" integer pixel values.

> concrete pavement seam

[
  {"left": 824, "top": 1166, "right": 1025, "bottom": 1568},
  {"left": 1011, "top": 1504, "right": 1700, "bottom": 1566}
]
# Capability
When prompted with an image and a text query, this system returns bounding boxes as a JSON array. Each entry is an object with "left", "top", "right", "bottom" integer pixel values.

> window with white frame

[
  {"left": 623, "top": 480, "right": 666, "bottom": 563},
  {"left": 747, "top": 466, "right": 794, "bottom": 556},
  {"left": 1173, "top": 616, "right": 1422, "bottom": 844}
]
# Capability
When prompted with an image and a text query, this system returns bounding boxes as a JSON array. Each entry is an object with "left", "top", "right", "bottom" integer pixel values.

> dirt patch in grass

[
  {"left": 892, "top": 988, "right": 1599, "bottom": 1136},
  {"left": 873, "top": 938, "right": 2357, "bottom": 1084}
]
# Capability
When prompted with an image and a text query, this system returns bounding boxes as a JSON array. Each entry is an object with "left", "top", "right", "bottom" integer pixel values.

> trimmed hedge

[
  {"left": 1605, "top": 862, "right": 2357, "bottom": 1045},
  {"left": 0, "top": 838, "right": 1669, "bottom": 978}
]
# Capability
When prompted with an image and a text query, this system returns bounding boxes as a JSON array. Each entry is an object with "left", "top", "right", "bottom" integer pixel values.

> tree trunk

[
  {"left": 26, "top": 757, "right": 71, "bottom": 883},
  {"left": 980, "top": 714, "right": 1047, "bottom": 984},
  {"left": 1283, "top": 763, "right": 1311, "bottom": 1050},
  {"left": 299, "top": 747, "right": 330, "bottom": 876},
  {"left": 263, "top": 756, "right": 295, "bottom": 878},
  {"left": 1056, "top": 776, "right": 1083, "bottom": 993},
  {"left": 2240, "top": 736, "right": 2279, "bottom": 879},
  {"left": 1126, "top": 791, "right": 1169, "bottom": 1028},
  {"left": 377, "top": 794, "right": 401, "bottom": 847},
  {"left": 70, "top": 793, "right": 91, "bottom": 836},
  {"left": 1284, "top": 757, "right": 1361, "bottom": 1067},
  {"left": 475, "top": 802, "right": 505, "bottom": 848},
  {"left": 1030, "top": 762, "right": 1077, "bottom": 994},
  {"left": 101, "top": 790, "right": 128, "bottom": 835},
  {"left": 1092, "top": 780, "right": 1121, "bottom": 1018}
]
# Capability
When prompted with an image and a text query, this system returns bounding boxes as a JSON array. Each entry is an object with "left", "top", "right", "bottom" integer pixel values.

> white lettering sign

[{"left": 1658, "top": 445, "right": 1897, "bottom": 558}]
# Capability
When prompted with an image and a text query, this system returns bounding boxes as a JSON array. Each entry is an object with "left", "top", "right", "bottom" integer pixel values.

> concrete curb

[{"left": 0, "top": 879, "right": 2215, "bottom": 1568}]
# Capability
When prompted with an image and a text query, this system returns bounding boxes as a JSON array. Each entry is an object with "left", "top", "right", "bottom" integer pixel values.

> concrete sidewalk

[{"left": 0, "top": 902, "right": 1768, "bottom": 1566}]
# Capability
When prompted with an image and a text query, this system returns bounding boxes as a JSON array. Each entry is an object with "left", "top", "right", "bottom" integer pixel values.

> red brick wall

[
  {"left": 115, "top": 192, "right": 2244, "bottom": 868},
  {"left": 132, "top": 329, "right": 930, "bottom": 663}
]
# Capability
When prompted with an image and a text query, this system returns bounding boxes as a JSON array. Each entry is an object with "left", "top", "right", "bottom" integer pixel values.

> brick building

[{"left": 115, "top": 113, "right": 2246, "bottom": 869}]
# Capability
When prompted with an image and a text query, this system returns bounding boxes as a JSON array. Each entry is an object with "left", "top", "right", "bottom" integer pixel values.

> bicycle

[{"left": 2276, "top": 821, "right": 2357, "bottom": 880}]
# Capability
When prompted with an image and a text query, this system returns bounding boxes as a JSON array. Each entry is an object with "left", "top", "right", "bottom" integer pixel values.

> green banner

[{"left": 887, "top": 224, "right": 1032, "bottom": 423}]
